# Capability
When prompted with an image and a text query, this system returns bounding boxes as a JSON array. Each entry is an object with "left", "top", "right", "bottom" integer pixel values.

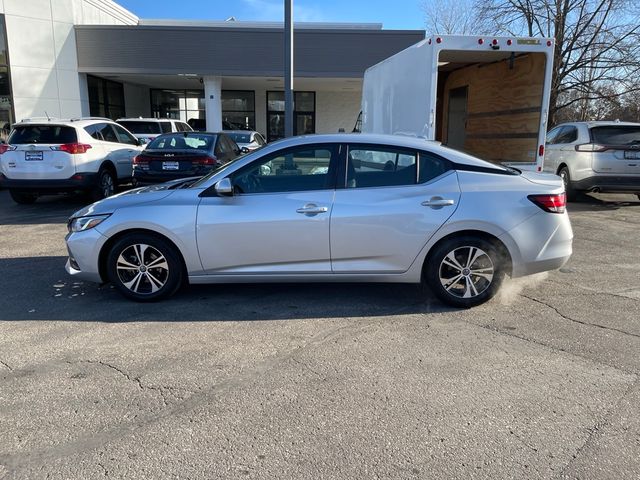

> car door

[
  {"left": 196, "top": 143, "right": 339, "bottom": 274},
  {"left": 110, "top": 124, "right": 143, "bottom": 178},
  {"left": 330, "top": 144, "right": 460, "bottom": 273}
]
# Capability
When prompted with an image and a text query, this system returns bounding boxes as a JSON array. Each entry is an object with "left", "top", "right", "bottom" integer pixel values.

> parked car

[
  {"left": 0, "top": 117, "right": 144, "bottom": 203},
  {"left": 544, "top": 121, "right": 640, "bottom": 201},
  {"left": 117, "top": 118, "right": 192, "bottom": 143},
  {"left": 65, "top": 133, "right": 573, "bottom": 307},
  {"left": 132, "top": 132, "right": 241, "bottom": 185},
  {"left": 188, "top": 118, "right": 247, "bottom": 132},
  {"left": 225, "top": 130, "right": 266, "bottom": 152}
]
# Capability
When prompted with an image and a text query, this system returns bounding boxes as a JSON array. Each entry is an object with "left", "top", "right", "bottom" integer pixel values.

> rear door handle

[
  {"left": 421, "top": 196, "right": 455, "bottom": 208},
  {"left": 296, "top": 203, "right": 328, "bottom": 215}
]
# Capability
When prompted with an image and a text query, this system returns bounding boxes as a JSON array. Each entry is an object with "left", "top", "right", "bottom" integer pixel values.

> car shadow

[
  {"left": 0, "top": 256, "right": 454, "bottom": 322},
  {"left": 567, "top": 192, "right": 640, "bottom": 213}
]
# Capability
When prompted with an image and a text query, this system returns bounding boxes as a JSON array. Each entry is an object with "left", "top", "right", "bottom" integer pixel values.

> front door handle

[
  {"left": 421, "top": 196, "right": 455, "bottom": 209},
  {"left": 296, "top": 203, "right": 328, "bottom": 216}
]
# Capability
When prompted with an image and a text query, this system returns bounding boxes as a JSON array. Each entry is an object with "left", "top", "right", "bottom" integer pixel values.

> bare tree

[
  {"left": 422, "top": 0, "right": 486, "bottom": 34},
  {"left": 476, "top": 0, "right": 640, "bottom": 125}
]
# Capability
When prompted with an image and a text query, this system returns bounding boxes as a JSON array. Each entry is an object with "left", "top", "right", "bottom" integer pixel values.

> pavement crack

[
  {"left": 520, "top": 294, "right": 640, "bottom": 340},
  {"left": 68, "top": 360, "right": 144, "bottom": 390},
  {"left": 97, "top": 462, "right": 108, "bottom": 477},
  {"left": 556, "top": 378, "right": 639, "bottom": 479},
  {"left": 0, "top": 360, "right": 12, "bottom": 371}
]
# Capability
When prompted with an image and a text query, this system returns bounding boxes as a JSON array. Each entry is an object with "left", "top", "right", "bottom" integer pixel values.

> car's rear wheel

[
  {"left": 106, "top": 233, "right": 184, "bottom": 302},
  {"left": 558, "top": 167, "right": 576, "bottom": 202},
  {"left": 425, "top": 236, "right": 505, "bottom": 308},
  {"left": 9, "top": 190, "right": 38, "bottom": 204},
  {"left": 91, "top": 167, "right": 116, "bottom": 201}
]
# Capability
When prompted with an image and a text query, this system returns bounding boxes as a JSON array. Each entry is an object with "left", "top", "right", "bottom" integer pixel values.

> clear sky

[{"left": 116, "top": 0, "right": 426, "bottom": 30}]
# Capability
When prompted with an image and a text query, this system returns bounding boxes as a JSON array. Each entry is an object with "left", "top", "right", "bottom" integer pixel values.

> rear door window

[
  {"left": 555, "top": 126, "right": 578, "bottom": 144},
  {"left": 160, "top": 122, "right": 173, "bottom": 134},
  {"left": 112, "top": 124, "right": 138, "bottom": 145},
  {"left": 117, "top": 121, "right": 161, "bottom": 135},
  {"left": 96, "top": 123, "right": 119, "bottom": 143},
  {"left": 9, "top": 125, "right": 77, "bottom": 144},
  {"left": 346, "top": 145, "right": 417, "bottom": 188},
  {"left": 590, "top": 126, "right": 640, "bottom": 145}
]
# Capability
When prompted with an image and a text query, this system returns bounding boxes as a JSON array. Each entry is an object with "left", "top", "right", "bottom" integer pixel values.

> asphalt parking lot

[{"left": 0, "top": 189, "right": 639, "bottom": 479}]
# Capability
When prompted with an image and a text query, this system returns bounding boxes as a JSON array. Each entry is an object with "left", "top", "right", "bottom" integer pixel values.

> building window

[
  {"left": 88, "top": 75, "right": 125, "bottom": 120},
  {"left": 222, "top": 90, "right": 255, "bottom": 130},
  {"left": 150, "top": 89, "right": 204, "bottom": 123},
  {"left": 267, "top": 91, "right": 315, "bottom": 142},
  {"left": 0, "top": 15, "right": 14, "bottom": 141}
]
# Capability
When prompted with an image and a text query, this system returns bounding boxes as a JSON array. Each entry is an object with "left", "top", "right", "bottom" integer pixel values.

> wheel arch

[
  {"left": 422, "top": 229, "right": 513, "bottom": 278},
  {"left": 98, "top": 228, "right": 188, "bottom": 283},
  {"left": 556, "top": 163, "right": 568, "bottom": 175}
]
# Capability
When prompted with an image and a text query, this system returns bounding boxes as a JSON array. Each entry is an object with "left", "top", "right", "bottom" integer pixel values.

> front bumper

[
  {"left": 64, "top": 228, "right": 109, "bottom": 283},
  {"left": 573, "top": 175, "right": 640, "bottom": 193},
  {"left": 0, "top": 172, "right": 98, "bottom": 193}
]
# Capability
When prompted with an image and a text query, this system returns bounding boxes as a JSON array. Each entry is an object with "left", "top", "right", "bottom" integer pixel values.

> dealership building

[{"left": 0, "top": 0, "right": 424, "bottom": 141}]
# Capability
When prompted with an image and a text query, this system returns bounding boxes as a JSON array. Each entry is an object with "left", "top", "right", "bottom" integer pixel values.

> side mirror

[
  {"left": 214, "top": 178, "right": 233, "bottom": 196},
  {"left": 241, "top": 146, "right": 250, "bottom": 154},
  {"left": 137, "top": 138, "right": 149, "bottom": 147}
]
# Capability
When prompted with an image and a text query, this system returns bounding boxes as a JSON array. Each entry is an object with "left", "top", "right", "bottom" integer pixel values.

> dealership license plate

[
  {"left": 25, "top": 151, "right": 43, "bottom": 161},
  {"left": 624, "top": 150, "right": 640, "bottom": 160},
  {"left": 162, "top": 161, "right": 180, "bottom": 170}
]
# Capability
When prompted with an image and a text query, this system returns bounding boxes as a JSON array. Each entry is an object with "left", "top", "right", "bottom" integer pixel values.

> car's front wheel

[
  {"left": 9, "top": 190, "right": 38, "bottom": 204},
  {"left": 425, "top": 236, "right": 506, "bottom": 308},
  {"left": 106, "top": 233, "right": 184, "bottom": 302}
]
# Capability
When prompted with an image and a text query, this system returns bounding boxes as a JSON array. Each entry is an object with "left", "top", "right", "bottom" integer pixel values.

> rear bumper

[
  {"left": 0, "top": 172, "right": 98, "bottom": 192},
  {"left": 573, "top": 175, "right": 640, "bottom": 193}
]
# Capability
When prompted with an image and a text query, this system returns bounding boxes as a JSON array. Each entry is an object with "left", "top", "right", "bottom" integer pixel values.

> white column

[{"left": 203, "top": 76, "right": 222, "bottom": 131}]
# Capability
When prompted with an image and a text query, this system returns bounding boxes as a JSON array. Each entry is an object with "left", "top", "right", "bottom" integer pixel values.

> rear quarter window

[{"left": 9, "top": 125, "right": 77, "bottom": 144}]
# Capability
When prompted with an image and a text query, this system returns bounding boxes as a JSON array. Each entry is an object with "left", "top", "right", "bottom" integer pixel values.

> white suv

[
  {"left": 0, "top": 117, "right": 143, "bottom": 204},
  {"left": 116, "top": 118, "right": 192, "bottom": 143},
  {"left": 544, "top": 121, "right": 640, "bottom": 201}
]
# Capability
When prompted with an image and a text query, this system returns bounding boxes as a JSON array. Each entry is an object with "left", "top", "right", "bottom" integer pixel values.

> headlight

[{"left": 67, "top": 214, "right": 111, "bottom": 233}]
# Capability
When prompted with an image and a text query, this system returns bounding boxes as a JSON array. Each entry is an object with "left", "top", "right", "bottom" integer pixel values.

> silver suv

[
  {"left": 543, "top": 121, "right": 640, "bottom": 200},
  {"left": 0, "top": 117, "right": 143, "bottom": 204},
  {"left": 117, "top": 118, "right": 193, "bottom": 143}
]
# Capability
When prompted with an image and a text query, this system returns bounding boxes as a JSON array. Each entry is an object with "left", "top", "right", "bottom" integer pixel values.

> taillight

[
  {"left": 538, "top": 144, "right": 544, "bottom": 157},
  {"left": 191, "top": 156, "right": 216, "bottom": 166},
  {"left": 52, "top": 143, "right": 92, "bottom": 154},
  {"left": 575, "top": 143, "right": 609, "bottom": 152},
  {"left": 133, "top": 155, "right": 149, "bottom": 170},
  {"left": 528, "top": 193, "right": 566, "bottom": 213},
  {"left": 0, "top": 144, "right": 15, "bottom": 154}
]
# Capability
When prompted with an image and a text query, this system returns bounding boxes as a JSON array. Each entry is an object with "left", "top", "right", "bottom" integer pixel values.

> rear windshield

[
  {"left": 228, "top": 133, "right": 251, "bottom": 143},
  {"left": 118, "top": 121, "right": 162, "bottom": 135},
  {"left": 590, "top": 126, "right": 640, "bottom": 145},
  {"left": 8, "top": 125, "right": 77, "bottom": 144},
  {"left": 147, "top": 133, "right": 216, "bottom": 150}
]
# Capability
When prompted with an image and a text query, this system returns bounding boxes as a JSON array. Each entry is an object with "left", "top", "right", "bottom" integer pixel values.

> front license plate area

[
  {"left": 162, "top": 161, "right": 179, "bottom": 170},
  {"left": 25, "top": 151, "right": 43, "bottom": 161}
]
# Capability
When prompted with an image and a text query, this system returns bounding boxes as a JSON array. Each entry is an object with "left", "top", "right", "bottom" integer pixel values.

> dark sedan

[{"left": 133, "top": 132, "right": 241, "bottom": 185}]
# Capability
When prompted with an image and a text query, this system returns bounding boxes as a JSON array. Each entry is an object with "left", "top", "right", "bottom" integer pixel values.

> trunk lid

[{"left": 589, "top": 125, "right": 640, "bottom": 174}]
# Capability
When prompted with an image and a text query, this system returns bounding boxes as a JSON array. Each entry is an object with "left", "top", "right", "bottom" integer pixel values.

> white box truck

[{"left": 361, "top": 34, "right": 555, "bottom": 171}]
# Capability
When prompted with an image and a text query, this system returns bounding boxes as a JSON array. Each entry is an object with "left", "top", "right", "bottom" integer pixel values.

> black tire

[
  {"left": 106, "top": 233, "right": 184, "bottom": 302},
  {"left": 558, "top": 167, "right": 576, "bottom": 202},
  {"left": 91, "top": 167, "right": 116, "bottom": 201},
  {"left": 425, "top": 236, "right": 506, "bottom": 308},
  {"left": 9, "top": 190, "right": 38, "bottom": 204}
]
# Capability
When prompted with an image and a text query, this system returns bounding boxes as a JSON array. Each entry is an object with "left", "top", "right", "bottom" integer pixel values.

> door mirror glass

[
  {"left": 138, "top": 137, "right": 150, "bottom": 146},
  {"left": 214, "top": 178, "right": 233, "bottom": 196},
  {"left": 241, "top": 146, "right": 250, "bottom": 154}
]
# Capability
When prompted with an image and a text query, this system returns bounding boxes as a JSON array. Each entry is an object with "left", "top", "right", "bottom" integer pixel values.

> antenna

[{"left": 45, "top": 111, "right": 51, "bottom": 121}]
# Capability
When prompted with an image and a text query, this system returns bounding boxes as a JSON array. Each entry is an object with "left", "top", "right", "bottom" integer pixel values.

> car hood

[{"left": 70, "top": 178, "right": 197, "bottom": 218}]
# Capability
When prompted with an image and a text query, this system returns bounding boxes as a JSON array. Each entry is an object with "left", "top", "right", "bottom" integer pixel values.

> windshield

[
  {"left": 147, "top": 133, "right": 216, "bottom": 151},
  {"left": 9, "top": 125, "right": 77, "bottom": 144},
  {"left": 118, "top": 121, "right": 162, "bottom": 134},
  {"left": 590, "top": 126, "right": 640, "bottom": 145},
  {"left": 227, "top": 133, "right": 252, "bottom": 143}
]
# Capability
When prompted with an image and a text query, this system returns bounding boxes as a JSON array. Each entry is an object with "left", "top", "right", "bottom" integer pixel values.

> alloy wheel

[
  {"left": 116, "top": 243, "right": 169, "bottom": 294},
  {"left": 438, "top": 246, "right": 495, "bottom": 299},
  {"left": 100, "top": 172, "right": 115, "bottom": 198}
]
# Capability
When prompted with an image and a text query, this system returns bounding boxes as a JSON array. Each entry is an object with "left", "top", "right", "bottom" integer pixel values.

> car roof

[
  {"left": 117, "top": 118, "right": 176, "bottom": 123},
  {"left": 556, "top": 120, "right": 640, "bottom": 128},
  {"left": 257, "top": 133, "right": 506, "bottom": 170},
  {"left": 224, "top": 130, "right": 258, "bottom": 134},
  {"left": 14, "top": 117, "right": 117, "bottom": 128}
]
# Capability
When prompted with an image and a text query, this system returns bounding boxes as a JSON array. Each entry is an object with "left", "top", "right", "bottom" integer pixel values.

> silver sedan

[{"left": 65, "top": 134, "right": 573, "bottom": 307}]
